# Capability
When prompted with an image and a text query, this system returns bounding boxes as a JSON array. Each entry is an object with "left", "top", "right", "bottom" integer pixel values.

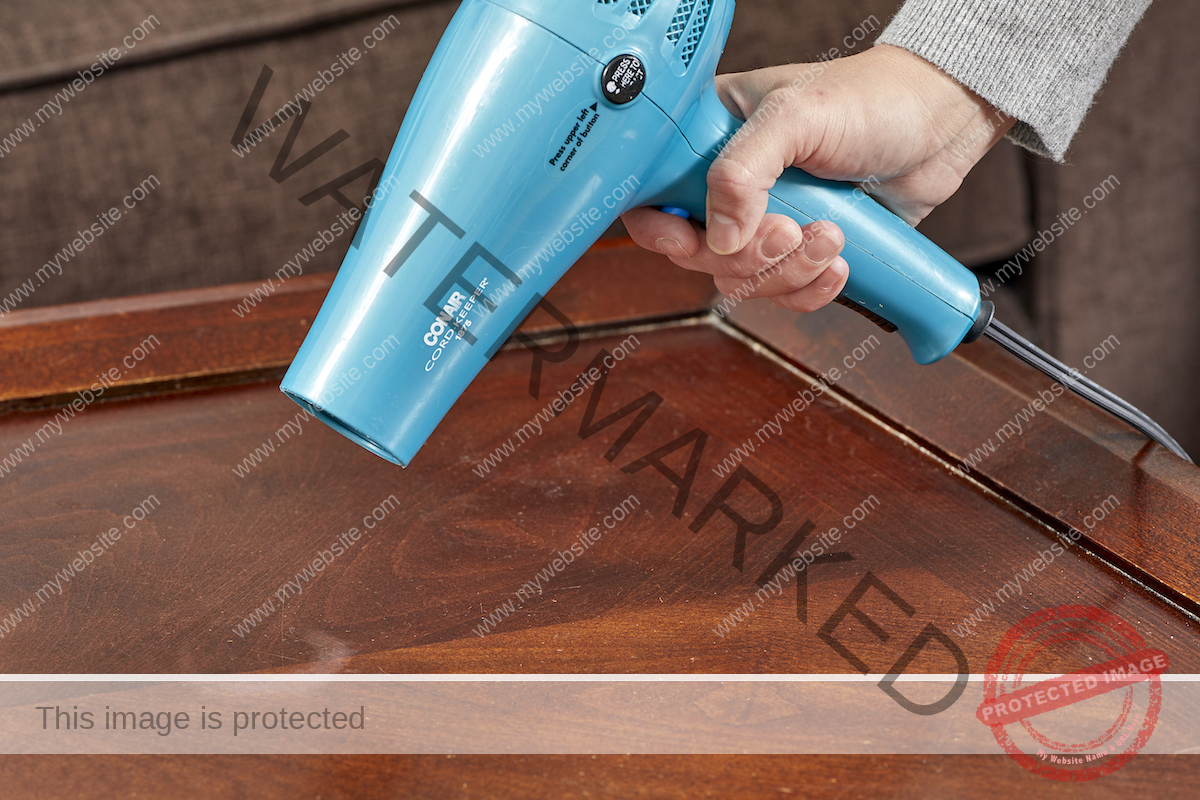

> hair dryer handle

[{"left": 679, "top": 85, "right": 987, "bottom": 365}]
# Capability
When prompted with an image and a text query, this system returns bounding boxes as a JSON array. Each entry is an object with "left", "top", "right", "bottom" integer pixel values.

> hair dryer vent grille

[
  {"left": 676, "top": 0, "right": 713, "bottom": 66},
  {"left": 595, "top": 0, "right": 655, "bottom": 16}
]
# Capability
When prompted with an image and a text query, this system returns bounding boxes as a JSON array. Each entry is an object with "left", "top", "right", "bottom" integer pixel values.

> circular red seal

[{"left": 978, "top": 604, "right": 1166, "bottom": 781}]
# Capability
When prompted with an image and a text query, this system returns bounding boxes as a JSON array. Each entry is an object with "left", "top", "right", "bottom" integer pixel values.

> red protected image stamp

[{"left": 978, "top": 604, "right": 1167, "bottom": 781}]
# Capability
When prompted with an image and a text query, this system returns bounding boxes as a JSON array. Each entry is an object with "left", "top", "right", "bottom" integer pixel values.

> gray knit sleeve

[{"left": 877, "top": 0, "right": 1152, "bottom": 161}]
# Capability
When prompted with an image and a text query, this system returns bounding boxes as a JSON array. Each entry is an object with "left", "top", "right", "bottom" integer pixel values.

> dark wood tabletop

[{"left": 1, "top": 241, "right": 1197, "bottom": 796}]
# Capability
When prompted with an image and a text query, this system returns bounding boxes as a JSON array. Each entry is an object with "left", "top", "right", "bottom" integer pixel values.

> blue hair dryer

[{"left": 280, "top": 0, "right": 989, "bottom": 467}]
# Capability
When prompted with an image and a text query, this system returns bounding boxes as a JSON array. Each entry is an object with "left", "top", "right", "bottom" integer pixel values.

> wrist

[{"left": 873, "top": 43, "right": 1014, "bottom": 169}]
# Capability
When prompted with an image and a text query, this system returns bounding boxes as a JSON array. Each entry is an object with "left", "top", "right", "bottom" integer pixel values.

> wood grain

[
  {"left": 0, "top": 237, "right": 716, "bottom": 412},
  {"left": 2, "top": 242, "right": 1198, "bottom": 792},
  {"left": 2, "top": 755, "right": 1198, "bottom": 799},
  {"left": 726, "top": 299, "right": 1200, "bottom": 613},
  {"left": 1, "top": 321, "right": 1196, "bottom": 675}
]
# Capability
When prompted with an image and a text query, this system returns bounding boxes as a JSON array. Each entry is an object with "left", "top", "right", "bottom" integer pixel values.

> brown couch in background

[{"left": 1, "top": 1, "right": 1196, "bottom": 453}]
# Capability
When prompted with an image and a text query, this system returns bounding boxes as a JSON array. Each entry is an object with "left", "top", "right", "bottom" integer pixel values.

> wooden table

[{"left": 1, "top": 241, "right": 1198, "bottom": 796}]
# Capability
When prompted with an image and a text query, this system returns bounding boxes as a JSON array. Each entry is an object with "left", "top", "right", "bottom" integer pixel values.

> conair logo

[
  {"left": 383, "top": 190, "right": 544, "bottom": 373},
  {"left": 424, "top": 291, "right": 465, "bottom": 346},
  {"left": 381, "top": 190, "right": 521, "bottom": 347}
]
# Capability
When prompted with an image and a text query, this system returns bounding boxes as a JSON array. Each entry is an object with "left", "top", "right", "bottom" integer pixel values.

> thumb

[{"left": 706, "top": 74, "right": 808, "bottom": 256}]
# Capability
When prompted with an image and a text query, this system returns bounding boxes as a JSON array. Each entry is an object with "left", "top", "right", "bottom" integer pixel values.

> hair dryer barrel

[{"left": 280, "top": 0, "right": 677, "bottom": 465}]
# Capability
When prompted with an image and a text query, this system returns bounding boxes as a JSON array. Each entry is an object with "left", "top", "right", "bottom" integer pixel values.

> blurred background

[{"left": 1, "top": 0, "right": 1196, "bottom": 452}]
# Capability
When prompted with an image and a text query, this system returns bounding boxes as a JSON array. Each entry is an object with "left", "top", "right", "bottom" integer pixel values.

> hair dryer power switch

[{"left": 601, "top": 54, "right": 645, "bottom": 104}]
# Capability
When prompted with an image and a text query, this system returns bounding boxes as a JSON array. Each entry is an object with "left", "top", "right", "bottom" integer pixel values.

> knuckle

[
  {"left": 774, "top": 253, "right": 822, "bottom": 285},
  {"left": 726, "top": 255, "right": 765, "bottom": 281},
  {"left": 706, "top": 156, "right": 756, "bottom": 203},
  {"left": 759, "top": 87, "right": 796, "bottom": 116},
  {"left": 805, "top": 220, "right": 836, "bottom": 239}
]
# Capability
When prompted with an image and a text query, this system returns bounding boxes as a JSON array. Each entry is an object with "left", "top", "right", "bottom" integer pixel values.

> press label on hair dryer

[
  {"left": 548, "top": 104, "right": 600, "bottom": 173},
  {"left": 423, "top": 280, "right": 488, "bottom": 372}
]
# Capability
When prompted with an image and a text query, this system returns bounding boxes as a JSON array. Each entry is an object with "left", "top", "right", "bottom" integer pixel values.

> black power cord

[{"left": 981, "top": 317, "right": 1192, "bottom": 463}]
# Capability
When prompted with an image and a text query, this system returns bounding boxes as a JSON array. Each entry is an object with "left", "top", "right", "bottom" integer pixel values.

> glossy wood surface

[
  {"left": 0, "top": 237, "right": 708, "bottom": 413},
  {"left": 2, "top": 243, "right": 1197, "bottom": 794},
  {"left": 1, "top": 754, "right": 1198, "bottom": 799},
  {"left": 727, "top": 300, "right": 1200, "bottom": 609}
]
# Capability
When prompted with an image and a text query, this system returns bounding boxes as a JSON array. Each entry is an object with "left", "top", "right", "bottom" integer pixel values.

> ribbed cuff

[{"left": 877, "top": 0, "right": 1151, "bottom": 162}]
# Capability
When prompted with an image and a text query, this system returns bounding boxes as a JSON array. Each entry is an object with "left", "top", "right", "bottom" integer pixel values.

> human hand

[{"left": 623, "top": 44, "right": 1014, "bottom": 313}]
